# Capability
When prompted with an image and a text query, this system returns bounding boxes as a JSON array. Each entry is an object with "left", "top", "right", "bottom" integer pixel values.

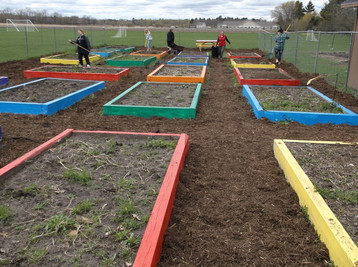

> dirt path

[{"left": 2, "top": 48, "right": 358, "bottom": 265}]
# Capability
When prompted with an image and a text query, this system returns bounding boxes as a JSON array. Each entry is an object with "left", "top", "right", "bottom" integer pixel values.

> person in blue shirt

[{"left": 274, "top": 28, "right": 289, "bottom": 64}]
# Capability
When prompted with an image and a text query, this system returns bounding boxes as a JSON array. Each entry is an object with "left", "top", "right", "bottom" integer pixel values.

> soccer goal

[
  {"left": 6, "top": 19, "right": 39, "bottom": 32},
  {"left": 306, "top": 30, "right": 317, "bottom": 41},
  {"left": 112, "top": 26, "right": 127, "bottom": 38}
]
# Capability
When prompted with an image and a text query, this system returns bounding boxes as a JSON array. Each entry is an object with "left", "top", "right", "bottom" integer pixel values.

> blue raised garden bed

[
  {"left": 103, "top": 81, "right": 202, "bottom": 119},
  {"left": 90, "top": 49, "right": 115, "bottom": 58},
  {"left": 243, "top": 84, "right": 358, "bottom": 125},
  {"left": 167, "top": 56, "right": 209, "bottom": 66},
  {"left": 0, "top": 78, "right": 105, "bottom": 115},
  {"left": 0, "top": 77, "right": 9, "bottom": 88}
]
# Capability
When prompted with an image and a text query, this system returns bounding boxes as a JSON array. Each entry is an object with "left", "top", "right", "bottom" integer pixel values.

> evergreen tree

[
  {"left": 294, "top": 1, "right": 305, "bottom": 19},
  {"left": 304, "top": 1, "right": 315, "bottom": 13},
  {"left": 319, "top": 0, "right": 355, "bottom": 30}
]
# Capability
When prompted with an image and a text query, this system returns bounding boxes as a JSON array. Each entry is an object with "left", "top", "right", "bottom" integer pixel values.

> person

[
  {"left": 144, "top": 29, "right": 152, "bottom": 51},
  {"left": 274, "top": 27, "right": 290, "bottom": 64},
  {"left": 216, "top": 30, "right": 231, "bottom": 59},
  {"left": 69, "top": 29, "right": 91, "bottom": 68},
  {"left": 167, "top": 28, "right": 175, "bottom": 54}
]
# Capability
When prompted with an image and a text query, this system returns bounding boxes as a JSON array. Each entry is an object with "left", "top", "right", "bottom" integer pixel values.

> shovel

[{"left": 268, "top": 24, "right": 291, "bottom": 59}]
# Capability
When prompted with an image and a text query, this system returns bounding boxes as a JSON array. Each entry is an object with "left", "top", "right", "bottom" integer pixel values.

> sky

[{"left": 1, "top": 0, "right": 328, "bottom": 21}]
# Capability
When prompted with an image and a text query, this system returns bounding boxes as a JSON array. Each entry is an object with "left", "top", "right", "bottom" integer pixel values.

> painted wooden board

[{"left": 274, "top": 139, "right": 358, "bottom": 267}]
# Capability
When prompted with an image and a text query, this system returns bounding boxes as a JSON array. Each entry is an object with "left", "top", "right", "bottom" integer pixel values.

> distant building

[
  {"left": 193, "top": 19, "right": 279, "bottom": 30},
  {"left": 218, "top": 20, "right": 279, "bottom": 30},
  {"left": 341, "top": 0, "right": 358, "bottom": 90}
]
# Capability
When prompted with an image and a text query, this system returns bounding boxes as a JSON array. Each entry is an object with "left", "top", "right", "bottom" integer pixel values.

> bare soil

[
  {"left": 227, "top": 51, "right": 262, "bottom": 57},
  {"left": 37, "top": 65, "right": 127, "bottom": 74},
  {"left": 169, "top": 57, "right": 207, "bottom": 63},
  {"left": 132, "top": 50, "right": 164, "bottom": 55},
  {"left": 239, "top": 68, "right": 296, "bottom": 79},
  {"left": 113, "top": 82, "right": 197, "bottom": 107},
  {"left": 153, "top": 65, "right": 204, "bottom": 76},
  {"left": 232, "top": 57, "right": 272, "bottom": 64},
  {"left": 2, "top": 47, "right": 358, "bottom": 266}
]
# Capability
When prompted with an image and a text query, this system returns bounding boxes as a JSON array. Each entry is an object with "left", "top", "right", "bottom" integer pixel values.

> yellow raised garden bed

[
  {"left": 230, "top": 58, "right": 275, "bottom": 69},
  {"left": 274, "top": 139, "right": 358, "bottom": 267},
  {"left": 40, "top": 54, "right": 101, "bottom": 65}
]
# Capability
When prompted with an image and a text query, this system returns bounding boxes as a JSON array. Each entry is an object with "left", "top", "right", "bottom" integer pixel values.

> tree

[
  {"left": 319, "top": 0, "right": 355, "bottom": 30},
  {"left": 304, "top": 1, "right": 315, "bottom": 13},
  {"left": 271, "top": 1, "right": 303, "bottom": 30},
  {"left": 297, "top": 12, "right": 320, "bottom": 30},
  {"left": 294, "top": 1, "right": 305, "bottom": 19}
]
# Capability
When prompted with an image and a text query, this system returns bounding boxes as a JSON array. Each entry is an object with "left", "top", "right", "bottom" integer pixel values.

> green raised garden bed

[
  {"left": 103, "top": 81, "right": 202, "bottom": 119},
  {"left": 106, "top": 55, "right": 156, "bottom": 67}
]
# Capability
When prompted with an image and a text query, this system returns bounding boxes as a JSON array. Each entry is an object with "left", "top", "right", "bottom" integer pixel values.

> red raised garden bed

[
  {"left": 24, "top": 65, "right": 130, "bottom": 81},
  {"left": 234, "top": 67, "right": 300, "bottom": 86}
]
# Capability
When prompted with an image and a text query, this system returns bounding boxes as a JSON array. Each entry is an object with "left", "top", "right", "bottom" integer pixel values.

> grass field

[{"left": 0, "top": 27, "right": 259, "bottom": 63}]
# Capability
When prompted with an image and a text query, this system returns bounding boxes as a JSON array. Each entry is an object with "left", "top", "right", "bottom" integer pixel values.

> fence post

[
  {"left": 54, "top": 27, "right": 57, "bottom": 53},
  {"left": 345, "top": 32, "right": 354, "bottom": 89},
  {"left": 25, "top": 27, "right": 29, "bottom": 58},
  {"left": 90, "top": 28, "right": 93, "bottom": 45},
  {"left": 313, "top": 31, "right": 321, "bottom": 73},
  {"left": 294, "top": 32, "right": 299, "bottom": 66},
  {"left": 103, "top": 27, "right": 106, "bottom": 45}
]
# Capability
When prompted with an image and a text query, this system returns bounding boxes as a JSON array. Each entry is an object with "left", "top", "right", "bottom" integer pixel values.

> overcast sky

[{"left": 1, "top": 0, "right": 327, "bottom": 21}]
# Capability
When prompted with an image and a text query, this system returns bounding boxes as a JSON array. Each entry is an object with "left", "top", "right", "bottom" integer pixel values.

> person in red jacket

[{"left": 216, "top": 30, "right": 231, "bottom": 59}]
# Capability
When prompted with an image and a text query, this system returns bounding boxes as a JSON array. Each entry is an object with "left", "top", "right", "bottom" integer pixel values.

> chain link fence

[
  {"left": 259, "top": 30, "right": 356, "bottom": 94},
  {"left": 0, "top": 25, "right": 259, "bottom": 63}
]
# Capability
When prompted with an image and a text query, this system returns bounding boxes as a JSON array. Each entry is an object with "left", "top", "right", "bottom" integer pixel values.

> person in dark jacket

[
  {"left": 216, "top": 30, "right": 231, "bottom": 59},
  {"left": 69, "top": 29, "right": 91, "bottom": 67},
  {"left": 167, "top": 28, "right": 175, "bottom": 54}
]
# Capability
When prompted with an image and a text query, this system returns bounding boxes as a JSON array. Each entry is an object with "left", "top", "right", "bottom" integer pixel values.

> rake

[{"left": 69, "top": 40, "right": 91, "bottom": 53}]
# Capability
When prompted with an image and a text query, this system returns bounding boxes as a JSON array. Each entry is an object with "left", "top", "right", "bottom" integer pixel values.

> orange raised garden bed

[{"left": 130, "top": 50, "right": 168, "bottom": 59}]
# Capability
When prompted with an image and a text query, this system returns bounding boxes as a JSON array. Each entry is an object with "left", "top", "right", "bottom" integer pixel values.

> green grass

[
  {"left": 0, "top": 204, "right": 12, "bottom": 222},
  {"left": 0, "top": 27, "right": 258, "bottom": 63}
]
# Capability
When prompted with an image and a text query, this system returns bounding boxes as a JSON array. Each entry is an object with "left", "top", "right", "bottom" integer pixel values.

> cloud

[{"left": 0, "top": 0, "right": 326, "bottom": 21}]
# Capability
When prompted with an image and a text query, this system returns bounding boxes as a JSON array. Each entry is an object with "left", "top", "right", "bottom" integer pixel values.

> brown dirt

[
  {"left": 154, "top": 65, "right": 204, "bottom": 76},
  {"left": 2, "top": 47, "right": 358, "bottom": 266},
  {"left": 239, "top": 68, "right": 296, "bottom": 79},
  {"left": 38, "top": 65, "right": 127, "bottom": 74}
]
